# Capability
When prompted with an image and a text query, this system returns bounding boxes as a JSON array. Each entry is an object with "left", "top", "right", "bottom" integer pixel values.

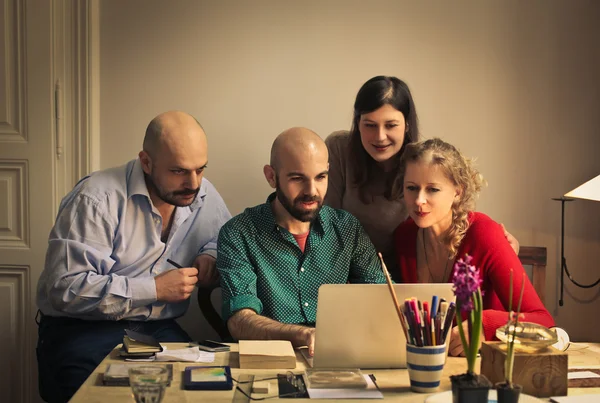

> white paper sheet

[
  {"left": 568, "top": 371, "right": 600, "bottom": 380},
  {"left": 155, "top": 347, "right": 215, "bottom": 362},
  {"left": 550, "top": 394, "right": 600, "bottom": 403},
  {"left": 306, "top": 374, "right": 383, "bottom": 399},
  {"left": 124, "top": 346, "right": 215, "bottom": 363}
]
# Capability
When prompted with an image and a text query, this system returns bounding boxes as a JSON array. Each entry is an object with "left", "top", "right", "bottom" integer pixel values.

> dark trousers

[{"left": 36, "top": 315, "right": 191, "bottom": 403}]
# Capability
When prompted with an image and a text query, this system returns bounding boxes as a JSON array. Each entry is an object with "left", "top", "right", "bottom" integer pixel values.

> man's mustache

[
  {"left": 296, "top": 195, "right": 320, "bottom": 203},
  {"left": 173, "top": 188, "right": 199, "bottom": 196}
]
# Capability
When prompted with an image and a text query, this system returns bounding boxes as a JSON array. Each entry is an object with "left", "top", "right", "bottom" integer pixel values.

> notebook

[
  {"left": 122, "top": 329, "right": 163, "bottom": 354},
  {"left": 303, "top": 283, "right": 455, "bottom": 369}
]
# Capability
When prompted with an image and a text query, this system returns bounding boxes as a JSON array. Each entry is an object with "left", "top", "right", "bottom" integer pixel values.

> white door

[{"left": 1, "top": 0, "right": 59, "bottom": 402}]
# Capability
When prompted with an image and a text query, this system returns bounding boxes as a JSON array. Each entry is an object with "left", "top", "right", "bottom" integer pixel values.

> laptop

[{"left": 302, "top": 283, "right": 455, "bottom": 369}]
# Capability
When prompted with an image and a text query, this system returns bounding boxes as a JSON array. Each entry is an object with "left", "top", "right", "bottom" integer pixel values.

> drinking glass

[{"left": 129, "top": 366, "right": 169, "bottom": 403}]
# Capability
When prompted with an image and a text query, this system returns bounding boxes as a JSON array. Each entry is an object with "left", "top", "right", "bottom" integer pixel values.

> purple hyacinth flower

[{"left": 452, "top": 254, "right": 483, "bottom": 312}]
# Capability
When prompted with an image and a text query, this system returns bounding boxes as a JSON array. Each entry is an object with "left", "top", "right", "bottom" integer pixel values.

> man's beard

[
  {"left": 276, "top": 178, "right": 322, "bottom": 222},
  {"left": 145, "top": 173, "right": 199, "bottom": 207}
]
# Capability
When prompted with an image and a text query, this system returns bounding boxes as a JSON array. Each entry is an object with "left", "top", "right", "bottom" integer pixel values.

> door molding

[{"left": 53, "top": 0, "right": 100, "bottom": 209}]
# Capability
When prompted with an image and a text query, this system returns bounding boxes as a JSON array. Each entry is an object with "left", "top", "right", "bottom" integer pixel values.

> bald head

[
  {"left": 143, "top": 111, "right": 206, "bottom": 159},
  {"left": 265, "top": 127, "right": 329, "bottom": 224},
  {"left": 270, "top": 127, "right": 328, "bottom": 173},
  {"left": 139, "top": 111, "right": 209, "bottom": 209}
]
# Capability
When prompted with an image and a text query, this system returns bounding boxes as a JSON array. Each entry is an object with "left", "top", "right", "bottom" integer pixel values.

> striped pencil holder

[{"left": 406, "top": 344, "right": 447, "bottom": 393}]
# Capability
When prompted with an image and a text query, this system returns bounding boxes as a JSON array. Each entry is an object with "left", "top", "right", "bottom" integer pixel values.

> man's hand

[
  {"left": 194, "top": 254, "right": 219, "bottom": 287},
  {"left": 298, "top": 327, "right": 316, "bottom": 356},
  {"left": 448, "top": 320, "right": 483, "bottom": 357},
  {"left": 155, "top": 267, "right": 198, "bottom": 302},
  {"left": 501, "top": 223, "right": 520, "bottom": 255}
]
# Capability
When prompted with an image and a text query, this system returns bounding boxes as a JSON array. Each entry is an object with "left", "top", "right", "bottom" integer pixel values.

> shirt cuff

[
  {"left": 130, "top": 277, "right": 157, "bottom": 309},
  {"left": 224, "top": 294, "right": 263, "bottom": 321}
]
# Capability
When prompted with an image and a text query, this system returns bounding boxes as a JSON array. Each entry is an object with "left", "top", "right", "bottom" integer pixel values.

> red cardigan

[{"left": 394, "top": 212, "right": 555, "bottom": 341}]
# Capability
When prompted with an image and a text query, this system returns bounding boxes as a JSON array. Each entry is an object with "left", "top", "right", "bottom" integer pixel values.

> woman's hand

[
  {"left": 448, "top": 320, "right": 483, "bottom": 357},
  {"left": 501, "top": 223, "right": 520, "bottom": 255}
]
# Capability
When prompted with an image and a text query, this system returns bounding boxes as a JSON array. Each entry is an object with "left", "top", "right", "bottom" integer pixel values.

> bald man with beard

[
  {"left": 36, "top": 111, "right": 231, "bottom": 402},
  {"left": 217, "top": 127, "right": 386, "bottom": 355}
]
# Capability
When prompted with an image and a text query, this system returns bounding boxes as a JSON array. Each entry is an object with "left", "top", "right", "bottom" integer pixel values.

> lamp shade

[{"left": 564, "top": 174, "right": 600, "bottom": 202}]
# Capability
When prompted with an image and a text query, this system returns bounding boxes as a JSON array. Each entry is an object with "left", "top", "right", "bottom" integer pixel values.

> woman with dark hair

[
  {"left": 326, "top": 76, "right": 518, "bottom": 280},
  {"left": 394, "top": 138, "right": 554, "bottom": 356},
  {"left": 325, "top": 76, "right": 418, "bottom": 278}
]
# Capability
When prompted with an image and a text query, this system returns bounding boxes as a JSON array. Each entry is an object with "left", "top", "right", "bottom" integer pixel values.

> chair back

[
  {"left": 197, "top": 286, "right": 231, "bottom": 341},
  {"left": 518, "top": 246, "right": 547, "bottom": 305}
]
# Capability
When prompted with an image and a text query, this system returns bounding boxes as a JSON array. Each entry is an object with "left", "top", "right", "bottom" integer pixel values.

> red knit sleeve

[{"left": 459, "top": 214, "right": 555, "bottom": 340}]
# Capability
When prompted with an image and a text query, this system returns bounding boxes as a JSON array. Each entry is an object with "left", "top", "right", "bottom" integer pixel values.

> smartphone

[{"left": 192, "top": 340, "right": 230, "bottom": 352}]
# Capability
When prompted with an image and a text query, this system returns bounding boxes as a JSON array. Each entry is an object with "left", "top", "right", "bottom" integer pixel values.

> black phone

[{"left": 192, "top": 340, "right": 230, "bottom": 352}]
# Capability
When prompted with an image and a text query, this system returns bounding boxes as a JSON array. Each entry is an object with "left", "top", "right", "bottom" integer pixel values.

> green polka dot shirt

[{"left": 217, "top": 193, "right": 386, "bottom": 325}]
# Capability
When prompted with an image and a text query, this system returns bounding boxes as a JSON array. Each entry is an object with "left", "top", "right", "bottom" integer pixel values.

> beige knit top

[{"left": 324, "top": 131, "right": 407, "bottom": 279}]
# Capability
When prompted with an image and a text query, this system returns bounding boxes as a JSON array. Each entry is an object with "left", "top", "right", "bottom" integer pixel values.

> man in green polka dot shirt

[{"left": 217, "top": 127, "right": 387, "bottom": 356}]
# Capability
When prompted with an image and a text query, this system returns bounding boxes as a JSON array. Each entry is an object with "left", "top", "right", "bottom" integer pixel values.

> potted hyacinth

[
  {"left": 496, "top": 269, "right": 525, "bottom": 403},
  {"left": 450, "top": 254, "right": 492, "bottom": 403}
]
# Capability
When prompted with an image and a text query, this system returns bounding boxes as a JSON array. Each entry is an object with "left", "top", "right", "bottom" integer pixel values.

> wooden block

[
  {"left": 252, "top": 381, "right": 270, "bottom": 394},
  {"left": 480, "top": 341, "right": 568, "bottom": 397}
]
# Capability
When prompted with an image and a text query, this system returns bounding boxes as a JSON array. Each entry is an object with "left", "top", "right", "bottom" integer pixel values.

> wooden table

[{"left": 70, "top": 343, "right": 600, "bottom": 402}]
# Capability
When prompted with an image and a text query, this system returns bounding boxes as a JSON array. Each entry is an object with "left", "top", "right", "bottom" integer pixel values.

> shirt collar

[{"left": 127, "top": 158, "right": 205, "bottom": 211}]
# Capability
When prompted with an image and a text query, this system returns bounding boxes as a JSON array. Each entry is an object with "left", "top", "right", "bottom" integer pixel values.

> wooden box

[{"left": 480, "top": 341, "right": 568, "bottom": 397}]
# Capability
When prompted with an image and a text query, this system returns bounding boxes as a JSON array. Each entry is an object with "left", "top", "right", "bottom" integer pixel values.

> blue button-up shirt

[{"left": 37, "top": 158, "right": 231, "bottom": 321}]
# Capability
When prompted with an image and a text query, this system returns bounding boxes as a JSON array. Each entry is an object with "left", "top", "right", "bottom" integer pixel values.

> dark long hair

[{"left": 348, "top": 76, "right": 419, "bottom": 202}]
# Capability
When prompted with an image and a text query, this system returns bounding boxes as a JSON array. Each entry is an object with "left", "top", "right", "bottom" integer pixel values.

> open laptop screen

[{"left": 310, "top": 283, "right": 455, "bottom": 369}]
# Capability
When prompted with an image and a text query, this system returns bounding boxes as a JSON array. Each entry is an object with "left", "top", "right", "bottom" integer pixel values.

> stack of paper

[{"left": 238, "top": 340, "right": 296, "bottom": 369}]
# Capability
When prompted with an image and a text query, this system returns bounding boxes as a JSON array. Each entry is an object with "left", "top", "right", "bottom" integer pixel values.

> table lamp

[{"left": 553, "top": 174, "right": 600, "bottom": 306}]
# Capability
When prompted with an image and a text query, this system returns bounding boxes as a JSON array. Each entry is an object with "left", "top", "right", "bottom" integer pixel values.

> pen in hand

[{"left": 166, "top": 258, "right": 183, "bottom": 269}]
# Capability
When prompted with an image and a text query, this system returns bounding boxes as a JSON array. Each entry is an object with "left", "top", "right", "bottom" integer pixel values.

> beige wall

[{"left": 99, "top": 0, "right": 600, "bottom": 342}]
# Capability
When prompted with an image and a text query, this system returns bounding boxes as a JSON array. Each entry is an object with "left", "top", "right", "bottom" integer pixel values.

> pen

[
  {"left": 430, "top": 295, "right": 439, "bottom": 320},
  {"left": 423, "top": 301, "right": 431, "bottom": 346},
  {"left": 401, "top": 305, "right": 414, "bottom": 345},
  {"left": 166, "top": 258, "right": 183, "bottom": 269},
  {"left": 442, "top": 302, "right": 457, "bottom": 343},
  {"left": 439, "top": 302, "right": 449, "bottom": 342},
  {"left": 404, "top": 300, "right": 416, "bottom": 345},
  {"left": 435, "top": 312, "right": 442, "bottom": 346},
  {"left": 410, "top": 299, "right": 423, "bottom": 347}
]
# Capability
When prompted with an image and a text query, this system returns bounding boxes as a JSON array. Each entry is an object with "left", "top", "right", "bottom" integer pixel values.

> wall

[{"left": 98, "top": 0, "right": 600, "bottom": 342}]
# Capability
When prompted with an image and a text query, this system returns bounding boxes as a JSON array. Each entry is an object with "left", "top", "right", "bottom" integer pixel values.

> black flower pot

[
  {"left": 450, "top": 372, "right": 492, "bottom": 403},
  {"left": 496, "top": 382, "right": 522, "bottom": 403}
]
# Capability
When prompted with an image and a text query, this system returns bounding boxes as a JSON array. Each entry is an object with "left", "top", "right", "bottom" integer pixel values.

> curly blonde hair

[{"left": 394, "top": 138, "right": 485, "bottom": 257}]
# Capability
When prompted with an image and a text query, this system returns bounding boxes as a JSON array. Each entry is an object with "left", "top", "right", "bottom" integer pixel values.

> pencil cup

[{"left": 406, "top": 344, "right": 447, "bottom": 393}]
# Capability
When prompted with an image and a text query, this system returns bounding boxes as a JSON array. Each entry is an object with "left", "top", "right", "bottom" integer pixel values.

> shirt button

[
  {"left": 304, "top": 302, "right": 309, "bottom": 307},
  {"left": 300, "top": 267, "right": 305, "bottom": 272}
]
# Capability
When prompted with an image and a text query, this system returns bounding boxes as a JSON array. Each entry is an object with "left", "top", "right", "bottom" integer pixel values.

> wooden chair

[
  {"left": 517, "top": 246, "right": 547, "bottom": 305},
  {"left": 197, "top": 285, "right": 232, "bottom": 341}
]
